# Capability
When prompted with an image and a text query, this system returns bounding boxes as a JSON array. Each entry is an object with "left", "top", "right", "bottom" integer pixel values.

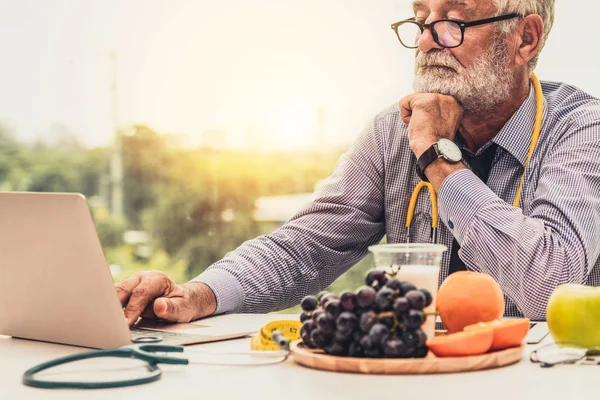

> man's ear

[{"left": 514, "top": 14, "right": 543, "bottom": 67}]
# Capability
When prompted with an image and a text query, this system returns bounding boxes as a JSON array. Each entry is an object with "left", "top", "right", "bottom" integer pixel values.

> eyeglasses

[
  {"left": 391, "top": 13, "right": 522, "bottom": 49},
  {"left": 530, "top": 342, "right": 600, "bottom": 368}
]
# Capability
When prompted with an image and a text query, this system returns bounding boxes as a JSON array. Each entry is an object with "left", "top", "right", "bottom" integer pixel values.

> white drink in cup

[
  {"left": 394, "top": 264, "right": 440, "bottom": 339},
  {"left": 368, "top": 244, "right": 447, "bottom": 341}
]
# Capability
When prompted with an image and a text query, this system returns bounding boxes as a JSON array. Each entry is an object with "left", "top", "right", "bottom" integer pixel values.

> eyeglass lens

[
  {"left": 397, "top": 20, "right": 463, "bottom": 48},
  {"left": 531, "top": 343, "right": 589, "bottom": 366}
]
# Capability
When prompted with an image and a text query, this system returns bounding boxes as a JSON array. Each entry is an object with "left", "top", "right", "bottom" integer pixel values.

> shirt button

[{"left": 448, "top": 220, "right": 455, "bottom": 230}]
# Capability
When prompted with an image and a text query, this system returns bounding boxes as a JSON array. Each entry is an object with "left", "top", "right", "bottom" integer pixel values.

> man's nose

[{"left": 418, "top": 27, "right": 444, "bottom": 53}]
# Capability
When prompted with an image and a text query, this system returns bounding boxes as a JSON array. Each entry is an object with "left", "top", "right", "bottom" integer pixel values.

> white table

[{"left": 0, "top": 314, "right": 593, "bottom": 400}]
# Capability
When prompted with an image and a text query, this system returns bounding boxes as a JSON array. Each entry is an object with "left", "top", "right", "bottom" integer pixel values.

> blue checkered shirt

[{"left": 193, "top": 80, "right": 600, "bottom": 321}]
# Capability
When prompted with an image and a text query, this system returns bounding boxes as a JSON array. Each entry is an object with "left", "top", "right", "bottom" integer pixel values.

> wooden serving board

[{"left": 290, "top": 340, "right": 524, "bottom": 375}]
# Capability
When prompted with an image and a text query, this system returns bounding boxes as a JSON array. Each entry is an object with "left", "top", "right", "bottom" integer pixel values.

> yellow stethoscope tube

[{"left": 405, "top": 73, "right": 544, "bottom": 243}]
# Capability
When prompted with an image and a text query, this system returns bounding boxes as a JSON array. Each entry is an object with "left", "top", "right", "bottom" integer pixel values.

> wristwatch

[{"left": 416, "top": 138, "right": 463, "bottom": 182}]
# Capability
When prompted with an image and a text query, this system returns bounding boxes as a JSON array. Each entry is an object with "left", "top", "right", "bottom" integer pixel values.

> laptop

[{"left": 0, "top": 191, "right": 256, "bottom": 349}]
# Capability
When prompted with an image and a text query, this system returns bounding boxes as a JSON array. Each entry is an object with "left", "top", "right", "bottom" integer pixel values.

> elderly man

[{"left": 116, "top": 0, "right": 600, "bottom": 325}]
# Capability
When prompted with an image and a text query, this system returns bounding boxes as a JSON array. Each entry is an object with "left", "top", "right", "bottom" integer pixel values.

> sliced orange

[
  {"left": 426, "top": 327, "right": 493, "bottom": 357},
  {"left": 464, "top": 318, "right": 530, "bottom": 351}
]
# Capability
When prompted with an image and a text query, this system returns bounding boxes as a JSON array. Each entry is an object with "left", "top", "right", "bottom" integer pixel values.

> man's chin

[{"left": 412, "top": 79, "right": 457, "bottom": 97}]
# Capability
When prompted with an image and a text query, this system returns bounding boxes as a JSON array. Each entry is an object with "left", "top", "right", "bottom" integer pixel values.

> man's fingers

[
  {"left": 114, "top": 275, "right": 142, "bottom": 307},
  {"left": 140, "top": 303, "right": 159, "bottom": 321},
  {"left": 153, "top": 297, "right": 191, "bottom": 323},
  {"left": 123, "top": 277, "right": 170, "bottom": 326},
  {"left": 400, "top": 95, "right": 416, "bottom": 125},
  {"left": 140, "top": 285, "right": 186, "bottom": 321}
]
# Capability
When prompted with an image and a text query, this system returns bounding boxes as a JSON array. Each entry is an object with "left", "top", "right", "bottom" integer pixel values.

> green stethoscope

[
  {"left": 22, "top": 341, "right": 290, "bottom": 389},
  {"left": 22, "top": 344, "right": 188, "bottom": 389},
  {"left": 405, "top": 72, "right": 544, "bottom": 243}
]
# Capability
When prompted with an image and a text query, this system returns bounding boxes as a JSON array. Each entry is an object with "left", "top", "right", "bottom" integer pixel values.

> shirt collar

[{"left": 491, "top": 81, "right": 547, "bottom": 166}]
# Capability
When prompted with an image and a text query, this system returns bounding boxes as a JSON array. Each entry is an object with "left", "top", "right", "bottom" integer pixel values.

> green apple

[{"left": 547, "top": 283, "right": 600, "bottom": 348}]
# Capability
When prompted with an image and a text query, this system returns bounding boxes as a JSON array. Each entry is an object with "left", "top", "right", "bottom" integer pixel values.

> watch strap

[{"left": 416, "top": 144, "right": 439, "bottom": 182}]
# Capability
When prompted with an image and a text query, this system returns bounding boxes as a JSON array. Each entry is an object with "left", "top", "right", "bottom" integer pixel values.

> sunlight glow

[{"left": 266, "top": 104, "right": 317, "bottom": 150}]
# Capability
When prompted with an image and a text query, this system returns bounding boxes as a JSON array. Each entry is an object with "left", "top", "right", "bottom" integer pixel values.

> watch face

[{"left": 437, "top": 139, "right": 462, "bottom": 162}]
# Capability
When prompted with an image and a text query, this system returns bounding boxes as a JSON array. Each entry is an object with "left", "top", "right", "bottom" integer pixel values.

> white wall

[{"left": 0, "top": 1, "right": 596, "bottom": 148}]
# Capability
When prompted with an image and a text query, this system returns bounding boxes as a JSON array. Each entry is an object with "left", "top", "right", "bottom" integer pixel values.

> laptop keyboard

[{"left": 130, "top": 327, "right": 208, "bottom": 342}]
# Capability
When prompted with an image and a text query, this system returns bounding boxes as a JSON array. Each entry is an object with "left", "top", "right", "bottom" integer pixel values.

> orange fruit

[
  {"left": 426, "top": 327, "right": 494, "bottom": 357},
  {"left": 464, "top": 318, "right": 530, "bottom": 351},
  {"left": 436, "top": 271, "right": 505, "bottom": 333}
]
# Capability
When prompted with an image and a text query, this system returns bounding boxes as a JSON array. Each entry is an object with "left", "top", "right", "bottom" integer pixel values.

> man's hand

[
  {"left": 400, "top": 93, "right": 464, "bottom": 158},
  {"left": 115, "top": 271, "right": 217, "bottom": 326}
]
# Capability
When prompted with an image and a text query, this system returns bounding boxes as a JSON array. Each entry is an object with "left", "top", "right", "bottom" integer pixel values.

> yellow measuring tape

[{"left": 250, "top": 320, "right": 302, "bottom": 351}]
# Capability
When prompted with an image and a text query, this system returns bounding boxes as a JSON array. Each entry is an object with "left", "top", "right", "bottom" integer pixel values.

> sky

[{"left": 0, "top": 1, "right": 598, "bottom": 149}]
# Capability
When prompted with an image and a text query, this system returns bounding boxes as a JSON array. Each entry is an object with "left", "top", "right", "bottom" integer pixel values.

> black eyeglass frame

[{"left": 391, "top": 13, "right": 523, "bottom": 49}]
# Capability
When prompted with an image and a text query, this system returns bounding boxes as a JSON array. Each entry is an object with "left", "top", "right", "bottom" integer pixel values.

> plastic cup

[{"left": 368, "top": 243, "right": 447, "bottom": 340}]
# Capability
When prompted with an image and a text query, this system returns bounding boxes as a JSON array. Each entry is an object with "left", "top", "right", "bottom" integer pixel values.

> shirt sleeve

[
  {"left": 191, "top": 116, "right": 388, "bottom": 314},
  {"left": 437, "top": 122, "right": 600, "bottom": 321}
]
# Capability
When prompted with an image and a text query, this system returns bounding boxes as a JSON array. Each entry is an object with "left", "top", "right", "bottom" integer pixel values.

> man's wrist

[
  {"left": 184, "top": 281, "right": 217, "bottom": 320},
  {"left": 425, "top": 158, "right": 466, "bottom": 192},
  {"left": 411, "top": 138, "right": 438, "bottom": 159}
]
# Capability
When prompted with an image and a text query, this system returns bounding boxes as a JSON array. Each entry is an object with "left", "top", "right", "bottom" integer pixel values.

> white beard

[{"left": 412, "top": 33, "right": 515, "bottom": 114}]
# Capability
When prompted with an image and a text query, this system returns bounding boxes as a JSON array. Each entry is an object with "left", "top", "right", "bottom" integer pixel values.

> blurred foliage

[
  {"left": 92, "top": 205, "right": 128, "bottom": 249},
  {"left": 0, "top": 123, "right": 387, "bottom": 313},
  {"left": 105, "top": 246, "right": 189, "bottom": 284},
  {"left": 1, "top": 124, "right": 370, "bottom": 301}
]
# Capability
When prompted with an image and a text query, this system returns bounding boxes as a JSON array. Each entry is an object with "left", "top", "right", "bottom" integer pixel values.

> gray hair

[{"left": 491, "top": 0, "right": 555, "bottom": 70}]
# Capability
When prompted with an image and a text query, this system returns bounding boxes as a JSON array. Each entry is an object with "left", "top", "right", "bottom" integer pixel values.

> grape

[
  {"left": 383, "top": 338, "right": 407, "bottom": 358},
  {"left": 336, "top": 312, "right": 358, "bottom": 333},
  {"left": 414, "top": 329, "right": 427, "bottom": 347},
  {"left": 310, "top": 329, "right": 329, "bottom": 348},
  {"left": 340, "top": 291, "right": 358, "bottom": 312},
  {"left": 356, "top": 286, "right": 377, "bottom": 308},
  {"left": 300, "top": 321, "right": 315, "bottom": 347},
  {"left": 316, "top": 313, "right": 336, "bottom": 335},
  {"left": 413, "top": 346, "right": 429, "bottom": 358},
  {"left": 321, "top": 294, "right": 340, "bottom": 309},
  {"left": 364, "top": 348, "right": 383, "bottom": 358},
  {"left": 369, "top": 323, "right": 390, "bottom": 345},
  {"left": 320, "top": 294, "right": 339, "bottom": 308},
  {"left": 300, "top": 320, "right": 315, "bottom": 336},
  {"left": 299, "top": 270, "right": 433, "bottom": 360},
  {"left": 393, "top": 297, "right": 410, "bottom": 316},
  {"left": 301, "top": 331, "right": 314, "bottom": 348},
  {"left": 379, "top": 314, "right": 395, "bottom": 330},
  {"left": 359, "top": 334, "right": 374, "bottom": 350},
  {"left": 317, "top": 291, "right": 332, "bottom": 302},
  {"left": 406, "top": 309, "right": 425, "bottom": 329},
  {"left": 359, "top": 311, "right": 377, "bottom": 333},
  {"left": 301, "top": 296, "right": 318, "bottom": 311},
  {"left": 311, "top": 309, "right": 325, "bottom": 323},
  {"left": 334, "top": 329, "right": 353, "bottom": 344},
  {"left": 401, "top": 330, "right": 419, "bottom": 348},
  {"left": 375, "top": 288, "right": 395, "bottom": 311},
  {"left": 385, "top": 278, "right": 404, "bottom": 295},
  {"left": 405, "top": 290, "right": 426, "bottom": 310},
  {"left": 399, "top": 281, "right": 417, "bottom": 294},
  {"left": 420, "top": 288, "right": 433, "bottom": 308},
  {"left": 348, "top": 342, "right": 364, "bottom": 357},
  {"left": 365, "top": 269, "right": 388, "bottom": 289},
  {"left": 325, "top": 299, "right": 343, "bottom": 319},
  {"left": 300, "top": 311, "right": 312, "bottom": 323},
  {"left": 324, "top": 341, "right": 346, "bottom": 356},
  {"left": 354, "top": 307, "right": 367, "bottom": 320}
]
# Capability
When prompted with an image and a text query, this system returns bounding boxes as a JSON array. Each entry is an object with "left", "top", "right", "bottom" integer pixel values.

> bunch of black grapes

[{"left": 299, "top": 269, "right": 432, "bottom": 358}]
